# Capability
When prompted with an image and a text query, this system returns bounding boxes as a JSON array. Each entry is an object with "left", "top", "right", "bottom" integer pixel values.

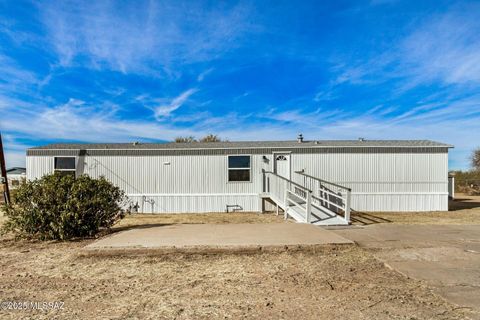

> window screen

[{"left": 228, "top": 156, "right": 251, "bottom": 182}]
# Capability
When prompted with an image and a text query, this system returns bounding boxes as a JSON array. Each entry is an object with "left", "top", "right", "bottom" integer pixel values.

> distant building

[{"left": 6, "top": 167, "right": 26, "bottom": 188}]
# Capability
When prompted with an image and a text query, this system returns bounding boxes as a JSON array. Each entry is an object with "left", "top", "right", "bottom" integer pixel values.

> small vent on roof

[
  {"left": 358, "top": 137, "right": 365, "bottom": 142},
  {"left": 297, "top": 133, "right": 304, "bottom": 143},
  {"left": 133, "top": 141, "right": 140, "bottom": 146}
]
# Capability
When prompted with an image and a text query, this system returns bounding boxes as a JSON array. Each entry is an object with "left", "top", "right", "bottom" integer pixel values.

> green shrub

[{"left": 1, "top": 173, "right": 126, "bottom": 240}]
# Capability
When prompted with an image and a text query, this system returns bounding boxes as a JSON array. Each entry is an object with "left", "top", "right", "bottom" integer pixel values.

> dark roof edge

[{"left": 28, "top": 144, "right": 454, "bottom": 151}]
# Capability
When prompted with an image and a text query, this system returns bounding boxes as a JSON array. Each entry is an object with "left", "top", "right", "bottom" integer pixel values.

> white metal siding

[
  {"left": 291, "top": 151, "right": 448, "bottom": 211},
  {"left": 27, "top": 154, "right": 271, "bottom": 213},
  {"left": 26, "top": 156, "right": 54, "bottom": 180},
  {"left": 127, "top": 194, "right": 259, "bottom": 213},
  {"left": 26, "top": 150, "right": 449, "bottom": 213}
]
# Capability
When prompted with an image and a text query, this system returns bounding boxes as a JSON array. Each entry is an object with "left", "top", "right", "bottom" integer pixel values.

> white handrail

[
  {"left": 295, "top": 171, "right": 351, "bottom": 224},
  {"left": 264, "top": 170, "right": 353, "bottom": 224},
  {"left": 264, "top": 171, "right": 311, "bottom": 223},
  {"left": 313, "top": 193, "right": 344, "bottom": 211}
]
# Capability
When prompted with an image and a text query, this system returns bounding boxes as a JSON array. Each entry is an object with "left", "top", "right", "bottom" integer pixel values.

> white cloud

[
  {"left": 197, "top": 68, "right": 214, "bottom": 82},
  {"left": 2, "top": 93, "right": 479, "bottom": 169},
  {"left": 329, "top": 6, "right": 480, "bottom": 90},
  {"left": 400, "top": 8, "right": 480, "bottom": 86},
  {"left": 0, "top": 53, "right": 41, "bottom": 93},
  {"left": 2, "top": 3, "right": 480, "bottom": 171},
  {"left": 0, "top": 135, "right": 33, "bottom": 168},
  {"left": 0, "top": 98, "right": 198, "bottom": 144},
  {"left": 5, "top": 151, "right": 26, "bottom": 168},
  {"left": 37, "top": 2, "right": 255, "bottom": 74},
  {"left": 153, "top": 89, "right": 198, "bottom": 119}
]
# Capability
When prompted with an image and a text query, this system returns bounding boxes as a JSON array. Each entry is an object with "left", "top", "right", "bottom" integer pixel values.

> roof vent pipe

[
  {"left": 297, "top": 133, "right": 304, "bottom": 143},
  {"left": 358, "top": 137, "right": 365, "bottom": 142},
  {"left": 133, "top": 141, "right": 139, "bottom": 146}
]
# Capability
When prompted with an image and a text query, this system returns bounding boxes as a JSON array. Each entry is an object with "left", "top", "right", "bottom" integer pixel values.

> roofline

[{"left": 28, "top": 145, "right": 454, "bottom": 151}]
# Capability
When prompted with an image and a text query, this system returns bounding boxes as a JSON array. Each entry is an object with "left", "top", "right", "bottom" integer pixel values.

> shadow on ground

[
  {"left": 449, "top": 196, "right": 480, "bottom": 211},
  {"left": 110, "top": 223, "right": 175, "bottom": 233},
  {"left": 350, "top": 212, "right": 392, "bottom": 225}
]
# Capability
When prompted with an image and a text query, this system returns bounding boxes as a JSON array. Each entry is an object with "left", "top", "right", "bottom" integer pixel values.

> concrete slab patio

[
  {"left": 86, "top": 223, "right": 353, "bottom": 252},
  {"left": 332, "top": 224, "right": 480, "bottom": 319}
]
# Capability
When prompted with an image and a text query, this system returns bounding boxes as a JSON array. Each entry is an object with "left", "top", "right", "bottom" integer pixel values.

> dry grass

[
  {"left": 2, "top": 194, "right": 479, "bottom": 232},
  {"left": 116, "top": 194, "right": 480, "bottom": 231},
  {"left": 352, "top": 193, "right": 480, "bottom": 225},
  {"left": 0, "top": 198, "right": 478, "bottom": 318},
  {"left": 0, "top": 239, "right": 468, "bottom": 320},
  {"left": 113, "top": 212, "right": 283, "bottom": 231}
]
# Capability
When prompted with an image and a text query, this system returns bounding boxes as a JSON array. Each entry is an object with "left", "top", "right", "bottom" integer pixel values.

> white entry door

[{"left": 274, "top": 153, "right": 291, "bottom": 180}]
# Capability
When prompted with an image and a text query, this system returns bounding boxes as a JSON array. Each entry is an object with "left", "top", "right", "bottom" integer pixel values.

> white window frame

[
  {"left": 227, "top": 155, "right": 252, "bottom": 183},
  {"left": 53, "top": 156, "right": 77, "bottom": 175}
]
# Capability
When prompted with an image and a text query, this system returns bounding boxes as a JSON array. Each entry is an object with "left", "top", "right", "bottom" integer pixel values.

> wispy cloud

[
  {"left": 37, "top": 1, "right": 256, "bottom": 74},
  {"left": 0, "top": 53, "right": 41, "bottom": 92},
  {"left": 152, "top": 89, "right": 198, "bottom": 119},
  {"left": 328, "top": 5, "right": 480, "bottom": 90},
  {"left": 1, "top": 1, "right": 480, "bottom": 171},
  {"left": 197, "top": 68, "right": 214, "bottom": 82},
  {"left": 1, "top": 99, "right": 197, "bottom": 143},
  {"left": 400, "top": 8, "right": 480, "bottom": 86},
  {"left": 2, "top": 92, "right": 480, "bottom": 169}
]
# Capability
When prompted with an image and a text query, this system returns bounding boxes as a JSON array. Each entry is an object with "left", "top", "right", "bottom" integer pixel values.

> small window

[
  {"left": 54, "top": 157, "right": 76, "bottom": 175},
  {"left": 228, "top": 155, "right": 251, "bottom": 182}
]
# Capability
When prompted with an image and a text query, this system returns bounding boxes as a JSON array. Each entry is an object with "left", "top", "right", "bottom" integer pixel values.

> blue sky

[{"left": 1, "top": 0, "right": 480, "bottom": 169}]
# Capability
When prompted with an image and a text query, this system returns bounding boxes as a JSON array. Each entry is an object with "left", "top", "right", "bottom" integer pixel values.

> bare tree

[
  {"left": 199, "top": 134, "right": 222, "bottom": 142},
  {"left": 174, "top": 136, "right": 197, "bottom": 143},
  {"left": 472, "top": 148, "right": 480, "bottom": 171}
]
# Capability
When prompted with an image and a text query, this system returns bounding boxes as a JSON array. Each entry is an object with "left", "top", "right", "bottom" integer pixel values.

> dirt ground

[
  {"left": 0, "top": 195, "right": 479, "bottom": 319},
  {"left": 0, "top": 240, "right": 470, "bottom": 320},
  {"left": 113, "top": 212, "right": 283, "bottom": 232},
  {"left": 351, "top": 193, "right": 480, "bottom": 225}
]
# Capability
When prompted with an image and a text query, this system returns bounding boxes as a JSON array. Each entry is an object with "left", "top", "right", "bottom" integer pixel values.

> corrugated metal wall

[
  {"left": 27, "top": 154, "right": 270, "bottom": 212},
  {"left": 291, "top": 151, "right": 449, "bottom": 211},
  {"left": 26, "top": 149, "right": 449, "bottom": 212}
]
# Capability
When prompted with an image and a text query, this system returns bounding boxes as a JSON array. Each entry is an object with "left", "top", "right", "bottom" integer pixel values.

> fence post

[
  {"left": 449, "top": 176, "right": 455, "bottom": 199},
  {"left": 452, "top": 176, "right": 455, "bottom": 199},
  {"left": 306, "top": 191, "right": 312, "bottom": 223},
  {"left": 345, "top": 190, "right": 351, "bottom": 224}
]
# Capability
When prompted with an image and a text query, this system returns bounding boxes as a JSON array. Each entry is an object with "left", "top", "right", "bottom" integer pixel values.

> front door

[{"left": 274, "top": 153, "right": 291, "bottom": 180}]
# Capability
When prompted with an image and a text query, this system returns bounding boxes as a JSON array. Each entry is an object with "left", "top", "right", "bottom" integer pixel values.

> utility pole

[{"left": 0, "top": 132, "right": 10, "bottom": 205}]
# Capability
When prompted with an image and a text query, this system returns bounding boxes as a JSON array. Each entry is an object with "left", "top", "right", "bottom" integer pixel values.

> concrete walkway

[
  {"left": 86, "top": 223, "right": 353, "bottom": 252},
  {"left": 332, "top": 224, "right": 480, "bottom": 319}
]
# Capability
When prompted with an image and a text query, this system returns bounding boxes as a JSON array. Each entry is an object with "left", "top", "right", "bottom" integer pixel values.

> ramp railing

[
  {"left": 263, "top": 170, "right": 312, "bottom": 222},
  {"left": 294, "top": 170, "right": 352, "bottom": 223}
]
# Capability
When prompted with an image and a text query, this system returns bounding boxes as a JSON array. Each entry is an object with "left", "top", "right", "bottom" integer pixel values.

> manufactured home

[
  {"left": 26, "top": 137, "right": 453, "bottom": 226},
  {"left": 6, "top": 167, "right": 26, "bottom": 189}
]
